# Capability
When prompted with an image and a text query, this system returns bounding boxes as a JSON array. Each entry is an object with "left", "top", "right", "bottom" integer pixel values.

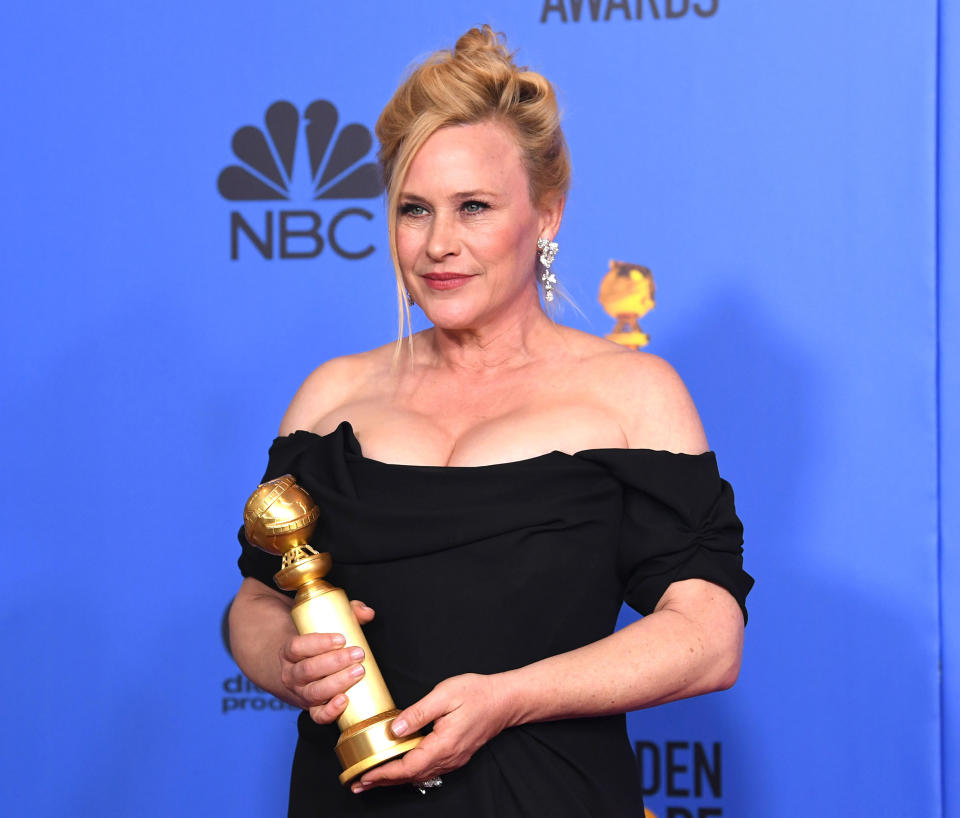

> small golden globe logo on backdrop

[
  {"left": 645, "top": 809, "right": 658, "bottom": 818},
  {"left": 598, "top": 260, "right": 655, "bottom": 349}
]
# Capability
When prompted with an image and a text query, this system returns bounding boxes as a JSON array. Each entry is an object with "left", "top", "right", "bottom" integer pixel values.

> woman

[{"left": 229, "top": 25, "right": 752, "bottom": 817}]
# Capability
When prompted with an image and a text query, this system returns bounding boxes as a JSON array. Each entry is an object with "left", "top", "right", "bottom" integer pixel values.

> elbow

[
  {"left": 226, "top": 596, "right": 239, "bottom": 656},
  {"left": 672, "top": 630, "right": 742, "bottom": 700},
  {"left": 226, "top": 592, "right": 245, "bottom": 664},
  {"left": 686, "top": 608, "right": 743, "bottom": 696},
  {"left": 671, "top": 639, "right": 741, "bottom": 702},
  {"left": 704, "top": 592, "right": 745, "bottom": 693},
  {"left": 692, "top": 650, "right": 740, "bottom": 696},
  {"left": 656, "top": 580, "right": 745, "bottom": 698},
  {"left": 713, "top": 653, "right": 741, "bottom": 691},
  {"left": 708, "top": 626, "right": 744, "bottom": 692}
]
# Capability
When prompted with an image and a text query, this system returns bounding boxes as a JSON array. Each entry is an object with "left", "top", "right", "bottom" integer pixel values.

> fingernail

[
  {"left": 332, "top": 634, "right": 345, "bottom": 647},
  {"left": 349, "top": 647, "right": 364, "bottom": 661},
  {"left": 392, "top": 718, "right": 407, "bottom": 736},
  {"left": 351, "top": 783, "right": 364, "bottom": 794},
  {"left": 350, "top": 664, "right": 365, "bottom": 678},
  {"left": 331, "top": 695, "right": 346, "bottom": 708}
]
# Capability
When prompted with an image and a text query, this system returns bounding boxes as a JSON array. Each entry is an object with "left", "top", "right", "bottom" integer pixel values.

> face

[{"left": 396, "top": 120, "right": 561, "bottom": 330}]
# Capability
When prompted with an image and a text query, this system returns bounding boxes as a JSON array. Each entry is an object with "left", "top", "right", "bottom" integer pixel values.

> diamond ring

[{"left": 413, "top": 776, "right": 443, "bottom": 794}]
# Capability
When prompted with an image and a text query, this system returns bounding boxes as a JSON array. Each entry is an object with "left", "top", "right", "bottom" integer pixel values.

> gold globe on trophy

[
  {"left": 598, "top": 260, "right": 655, "bottom": 349},
  {"left": 243, "top": 475, "right": 422, "bottom": 785}
]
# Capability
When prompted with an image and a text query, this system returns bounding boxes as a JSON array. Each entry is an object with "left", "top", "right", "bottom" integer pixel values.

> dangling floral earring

[{"left": 537, "top": 237, "right": 559, "bottom": 302}]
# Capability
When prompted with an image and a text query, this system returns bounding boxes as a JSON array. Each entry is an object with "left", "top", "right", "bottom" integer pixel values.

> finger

[
  {"left": 309, "top": 693, "right": 349, "bottom": 726},
  {"left": 391, "top": 691, "right": 448, "bottom": 738},
  {"left": 301, "top": 662, "right": 366, "bottom": 706},
  {"left": 287, "top": 646, "right": 365, "bottom": 687},
  {"left": 282, "top": 632, "right": 345, "bottom": 663},
  {"left": 350, "top": 599, "right": 376, "bottom": 624},
  {"left": 354, "top": 744, "right": 438, "bottom": 790}
]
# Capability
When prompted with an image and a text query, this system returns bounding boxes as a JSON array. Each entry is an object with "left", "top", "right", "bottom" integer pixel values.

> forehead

[{"left": 403, "top": 120, "right": 528, "bottom": 194}]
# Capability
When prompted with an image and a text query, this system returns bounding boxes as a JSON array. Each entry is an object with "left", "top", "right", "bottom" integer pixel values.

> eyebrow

[{"left": 399, "top": 189, "right": 500, "bottom": 201}]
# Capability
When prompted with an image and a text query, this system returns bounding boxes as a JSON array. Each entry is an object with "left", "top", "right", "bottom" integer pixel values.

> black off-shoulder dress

[{"left": 237, "top": 421, "right": 752, "bottom": 818}]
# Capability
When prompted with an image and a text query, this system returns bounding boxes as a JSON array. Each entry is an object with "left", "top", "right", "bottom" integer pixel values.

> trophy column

[{"left": 244, "top": 475, "right": 422, "bottom": 785}]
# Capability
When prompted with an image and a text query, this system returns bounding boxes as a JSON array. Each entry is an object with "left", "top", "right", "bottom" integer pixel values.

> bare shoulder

[
  {"left": 559, "top": 329, "right": 708, "bottom": 454},
  {"left": 277, "top": 344, "right": 394, "bottom": 436}
]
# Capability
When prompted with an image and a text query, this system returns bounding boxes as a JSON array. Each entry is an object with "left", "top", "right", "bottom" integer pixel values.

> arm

[
  {"left": 497, "top": 577, "right": 743, "bottom": 722},
  {"left": 228, "top": 578, "right": 298, "bottom": 706},
  {"left": 356, "top": 579, "right": 743, "bottom": 793}
]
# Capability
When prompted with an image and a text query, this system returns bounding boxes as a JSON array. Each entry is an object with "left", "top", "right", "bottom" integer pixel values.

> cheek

[
  {"left": 492, "top": 226, "right": 535, "bottom": 271},
  {"left": 475, "top": 221, "right": 531, "bottom": 263},
  {"left": 395, "top": 228, "right": 421, "bottom": 266}
]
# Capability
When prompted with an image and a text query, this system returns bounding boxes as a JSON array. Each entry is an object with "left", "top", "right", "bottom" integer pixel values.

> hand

[
  {"left": 351, "top": 673, "right": 514, "bottom": 794},
  {"left": 278, "top": 600, "right": 375, "bottom": 725}
]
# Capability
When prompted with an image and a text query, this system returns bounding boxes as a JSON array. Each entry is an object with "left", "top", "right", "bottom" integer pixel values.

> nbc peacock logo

[{"left": 218, "top": 99, "right": 384, "bottom": 261}]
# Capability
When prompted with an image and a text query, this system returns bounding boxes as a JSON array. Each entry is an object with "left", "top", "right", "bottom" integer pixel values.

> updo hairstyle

[{"left": 376, "top": 25, "right": 571, "bottom": 341}]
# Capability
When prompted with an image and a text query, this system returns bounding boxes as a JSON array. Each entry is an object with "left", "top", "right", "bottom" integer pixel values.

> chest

[{"left": 317, "top": 372, "right": 628, "bottom": 466}]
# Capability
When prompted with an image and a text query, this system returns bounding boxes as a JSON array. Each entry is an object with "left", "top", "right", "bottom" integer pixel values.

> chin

[{"left": 421, "top": 299, "right": 485, "bottom": 331}]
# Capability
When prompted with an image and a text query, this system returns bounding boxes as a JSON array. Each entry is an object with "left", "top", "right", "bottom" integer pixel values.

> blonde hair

[{"left": 375, "top": 25, "right": 571, "bottom": 349}]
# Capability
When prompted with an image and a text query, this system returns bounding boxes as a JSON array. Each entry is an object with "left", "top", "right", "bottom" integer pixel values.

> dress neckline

[{"left": 282, "top": 421, "right": 713, "bottom": 471}]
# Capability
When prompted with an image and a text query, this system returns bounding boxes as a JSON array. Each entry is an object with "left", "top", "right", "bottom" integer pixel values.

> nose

[{"left": 426, "top": 210, "right": 460, "bottom": 261}]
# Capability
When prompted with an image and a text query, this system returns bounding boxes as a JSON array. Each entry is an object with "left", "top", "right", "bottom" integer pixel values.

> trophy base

[
  {"left": 606, "top": 329, "right": 649, "bottom": 349},
  {"left": 336, "top": 709, "right": 423, "bottom": 785}
]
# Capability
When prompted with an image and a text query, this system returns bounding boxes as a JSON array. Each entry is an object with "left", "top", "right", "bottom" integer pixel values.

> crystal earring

[
  {"left": 404, "top": 288, "right": 415, "bottom": 307},
  {"left": 537, "top": 237, "right": 559, "bottom": 302}
]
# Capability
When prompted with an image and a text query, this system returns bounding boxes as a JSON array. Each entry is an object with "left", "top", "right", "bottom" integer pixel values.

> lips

[{"left": 421, "top": 272, "right": 475, "bottom": 291}]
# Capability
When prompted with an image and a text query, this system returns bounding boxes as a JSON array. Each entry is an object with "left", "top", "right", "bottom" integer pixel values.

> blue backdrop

[
  {"left": 940, "top": 2, "right": 958, "bottom": 817},
  {"left": 0, "top": 1, "right": 953, "bottom": 816}
]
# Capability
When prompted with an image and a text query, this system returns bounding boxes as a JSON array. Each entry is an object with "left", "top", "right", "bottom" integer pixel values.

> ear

[{"left": 537, "top": 193, "right": 565, "bottom": 242}]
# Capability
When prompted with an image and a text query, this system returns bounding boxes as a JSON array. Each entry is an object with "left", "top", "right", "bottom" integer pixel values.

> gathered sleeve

[{"left": 580, "top": 449, "right": 753, "bottom": 622}]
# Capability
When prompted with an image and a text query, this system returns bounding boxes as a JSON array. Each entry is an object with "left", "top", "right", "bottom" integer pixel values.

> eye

[
  {"left": 461, "top": 200, "right": 489, "bottom": 214},
  {"left": 400, "top": 202, "right": 428, "bottom": 217}
]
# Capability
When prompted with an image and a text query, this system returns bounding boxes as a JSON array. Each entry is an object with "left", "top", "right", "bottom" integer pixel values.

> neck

[{"left": 419, "top": 287, "right": 559, "bottom": 374}]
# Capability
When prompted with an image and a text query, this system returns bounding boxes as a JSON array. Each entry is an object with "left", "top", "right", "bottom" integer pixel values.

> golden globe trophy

[
  {"left": 598, "top": 260, "right": 655, "bottom": 349},
  {"left": 243, "top": 475, "right": 422, "bottom": 785}
]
